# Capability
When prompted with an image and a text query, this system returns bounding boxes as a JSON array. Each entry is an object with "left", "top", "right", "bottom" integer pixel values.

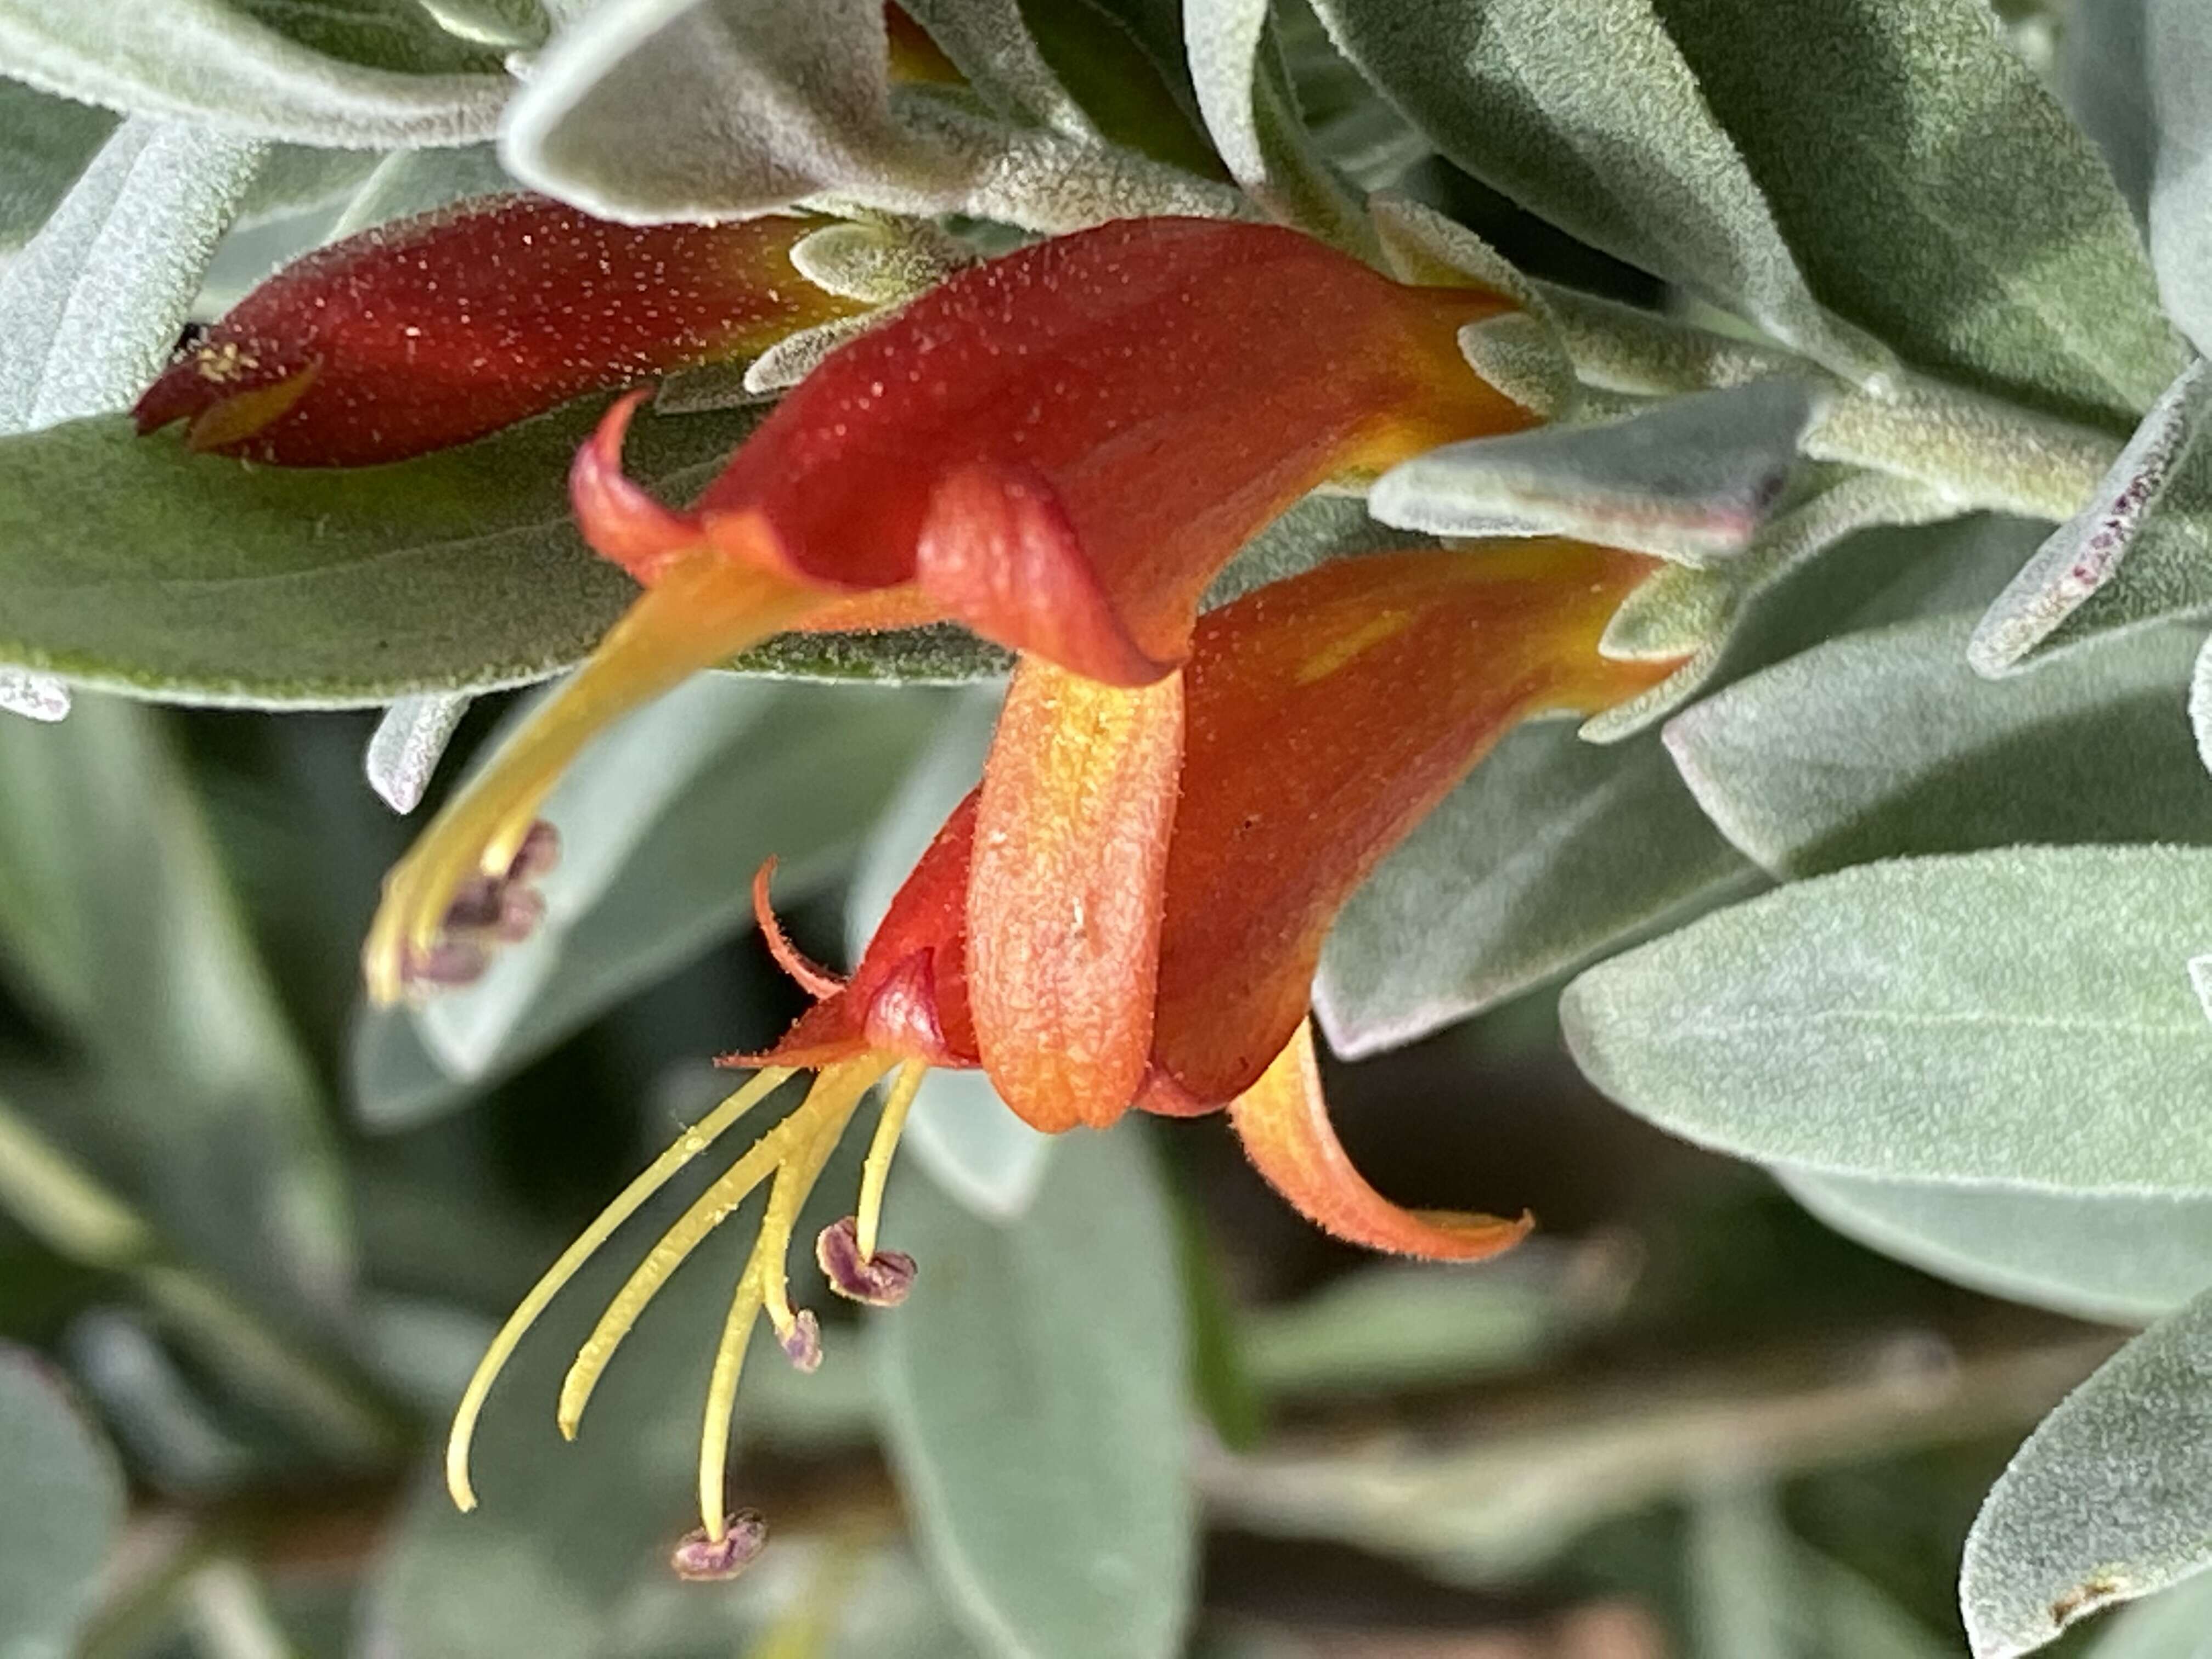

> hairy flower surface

[
  {"left": 133, "top": 195, "right": 866, "bottom": 465},
  {"left": 441, "top": 537, "right": 1675, "bottom": 1551},
  {"left": 362, "top": 216, "right": 1532, "bottom": 1017}
]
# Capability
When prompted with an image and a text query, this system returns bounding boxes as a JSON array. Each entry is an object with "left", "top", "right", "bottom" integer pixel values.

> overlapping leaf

[
  {"left": 875, "top": 1127, "right": 1193, "bottom": 1659},
  {"left": 1562, "top": 848, "right": 2212, "bottom": 1193},
  {"left": 1306, "top": 0, "right": 1886, "bottom": 379},
  {"left": 0, "top": 117, "right": 261, "bottom": 433},
  {"left": 1668, "top": 615, "right": 2212, "bottom": 877},
  {"left": 1781, "top": 1170, "right": 2212, "bottom": 1327},
  {"left": 1654, "top": 0, "right": 2186, "bottom": 430},
  {"left": 1963, "top": 1283, "right": 2212, "bottom": 1655},
  {"left": 0, "top": 0, "right": 511, "bottom": 146}
]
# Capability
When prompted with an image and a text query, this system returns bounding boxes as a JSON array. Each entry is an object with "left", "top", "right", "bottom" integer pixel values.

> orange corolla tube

[
  {"left": 366, "top": 216, "right": 1530, "bottom": 1005},
  {"left": 437, "top": 539, "right": 1673, "bottom": 1552},
  {"left": 133, "top": 195, "right": 866, "bottom": 466}
]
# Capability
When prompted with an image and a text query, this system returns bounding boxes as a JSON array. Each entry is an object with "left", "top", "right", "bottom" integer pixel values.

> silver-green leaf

[
  {"left": 1780, "top": 1169, "right": 2212, "bottom": 1327},
  {"left": 1561, "top": 847, "right": 2212, "bottom": 1193},
  {"left": 1307, "top": 0, "right": 1887, "bottom": 381},
  {"left": 0, "top": 1346, "right": 124, "bottom": 1659},
  {"left": 0, "top": 0, "right": 510, "bottom": 146},
  {"left": 0, "top": 117, "right": 262, "bottom": 433},
  {"left": 2150, "top": 0, "right": 2212, "bottom": 357},
  {"left": 1368, "top": 380, "right": 1821, "bottom": 566},
  {"left": 1962, "top": 1283, "right": 2212, "bottom": 1655},
  {"left": 1970, "top": 359, "right": 2212, "bottom": 675},
  {"left": 1654, "top": 0, "right": 2187, "bottom": 430},
  {"left": 875, "top": 1126, "right": 1194, "bottom": 1659},
  {"left": 1667, "top": 615, "right": 2212, "bottom": 878}
]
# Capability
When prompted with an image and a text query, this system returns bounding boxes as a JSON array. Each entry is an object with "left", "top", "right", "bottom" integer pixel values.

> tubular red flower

[
  {"left": 133, "top": 196, "right": 865, "bottom": 466},
  {"left": 368, "top": 217, "right": 1527, "bottom": 1008},
  {"left": 751, "top": 538, "right": 1676, "bottom": 1254}
]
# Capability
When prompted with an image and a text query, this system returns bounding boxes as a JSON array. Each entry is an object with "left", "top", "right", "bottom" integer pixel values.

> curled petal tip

[
  {"left": 672, "top": 1510, "right": 769, "bottom": 1581},
  {"left": 817, "top": 1215, "right": 918, "bottom": 1306},
  {"left": 569, "top": 390, "right": 703, "bottom": 584},
  {"left": 1227, "top": 1022, "right": 1533, "bottom": 1263}
]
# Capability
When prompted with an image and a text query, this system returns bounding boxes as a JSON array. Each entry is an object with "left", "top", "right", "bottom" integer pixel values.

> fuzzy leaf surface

[
  {"left": 0, "top": 0, "right": 510, "bottom": 146},
  {"left": 876, "top": 1127, "right": 1193, "bottom": 1659},
  {"left": 1562, "top": 847, "right": 2212, "bottom": 1193},
  {"left": 1781, "top": 1169, "right": 2212, "bottom": 1327},
  {"left": 1668, "top": 615, "right": 2212, "bottom": 878},
  {"left": 1963, "top": 1283, "right": 2212, "bottom": 1655},
  {"left": 0, "top": 80, "right": 116, "bottom": 251},
  {"left": 1368, "top": 380, "right": 1820, "bottom": 565},
  {"left": 0, "top": 407, "right": 984, "bottom": 706},
  {"left": 2150, "top": 0, "right": 2212, "bottom": 356},
  {"left": 0, "top": 117, "right": 261, "bottom": 433},
  {"left": 1654, "top": 0, "right": 2186, "bottom": 430},
  {"left": 1307, "top": 0, "right": 1884, "bottom": 378},
  {"left": 1971, "top": 359, "right": 2212, "bottom": 674}
]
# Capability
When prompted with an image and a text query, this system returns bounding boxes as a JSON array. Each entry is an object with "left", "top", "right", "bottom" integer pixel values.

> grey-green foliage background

[{"left": 1, "top": 0, "right": 2209, "bottom": 1655}]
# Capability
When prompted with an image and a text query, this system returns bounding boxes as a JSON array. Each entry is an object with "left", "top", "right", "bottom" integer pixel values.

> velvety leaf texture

[
  {"left": 2150, "top": 0, "right": 2212, "bottom": 357},
  {"left": 0, "top": 0, "right": 511, "bottom": 146},
  {"left": 1561, "top": 848, "right": 2212, "bottom": 1193},
  {"left": 875, "top": 1127, "right": 1194, "bottom": 1659},
  {"left": 0, "top": 116, "right": 261, "bottom": 433},
  {"left": 1971, "top": 359, "right": 2212, "bottom": 674},
  {"left": 0, "top": 78, "right": 116, "bottom": 250},
  {"left": 1963, "top": 1283, "right": 2212, "bottom": 1655},
  {"left": 1307, "top": 0, "right": 1886, "bottom": 379},
  {"left": 1651, "top": 0, "right": 2188, "bottom": 430},
  {"left": 1316, "top": 718, "right": 1752, "bottom": 1060},
  {"left": 1780, "top": 1169, "right": 2212, "bottom": 1327},
  {"left": 1667, "top": 615, "right": 2212, "bottom": 877}
]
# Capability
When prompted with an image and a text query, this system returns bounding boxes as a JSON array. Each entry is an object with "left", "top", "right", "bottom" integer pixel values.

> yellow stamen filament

[
  {"left": 363, "top": 554, "right": 821, "bottom": 1003},
  {"left": 444, "top": 1065, "right": 793, "bottom": 1513},
  {"left": 856, "top": 1060, "right": 927, "bottom": 1261},
  {"left": 444, "top": 1052, "right": 926, "bottom": 1544}
]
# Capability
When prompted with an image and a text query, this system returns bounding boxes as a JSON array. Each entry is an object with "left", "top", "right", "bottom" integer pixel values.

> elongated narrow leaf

[
  {"left": 0, "top": 1347, "right": 124, "bottom": 1658},
  {"left": 1562, "top": 848, "right": 2212, "bottom": 1193},
  {"left": 1781, "top": 1169, "right": 2212, "bottom": 1326},
  {"left": 0, "top": 80, "right": 116, "bottom": 250},
  {"left": 1668, "top": 615, "right": 2212, "bottom": 878},
  {"left": 501, "top": 0, "right": 968, "bottom": 222},
  {"left": 0, "top": 406, "right": 718, "bottom": 706},
  {"left": 1963, "top": 1284, "right": 2212, "bottom": 1655},
  {"left": 0, "top": 0, "right": 510, "bottom": 146},
  {"left": 1368, "top": 380, "right": 1820, "bottom": 566},
  {"left": 1971, "top": 360, "right": 2212, "bottom": 674},
  {"left": 1654, "top": 0, "right": 2186, "bottom": 430},
  {"left": 1184, "top": 0, "right": 1370, "bottom": 252},
  {"left": 0, "top": 117, "right": 261, "bottom": 433},
  {"left": 1315, "top": 719, "right": 1751, "bottom": 1059},
  {"left": 1307, "top": 0, "right": 1886, "bottom": 379},
  {"left": 2150, "top": 0, "right": 2212, "bottom": 356},
  {"left": 0, "top": 697, "right": 354, "bottom": 1320},
  {"left": 876, "top": 1127, "right": 1194, "bottom": 1659}
]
